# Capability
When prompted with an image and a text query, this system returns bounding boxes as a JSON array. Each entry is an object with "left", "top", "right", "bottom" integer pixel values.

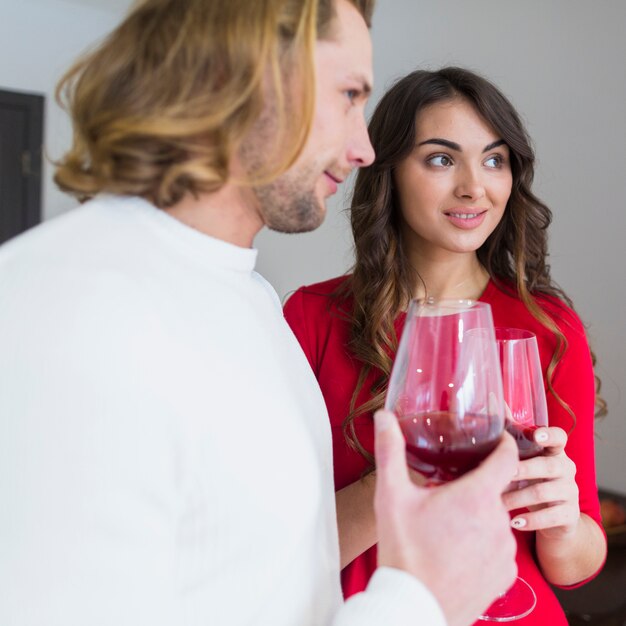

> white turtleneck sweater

[{"left": 0, "top": 195, "right": 445, "bottom": 626}]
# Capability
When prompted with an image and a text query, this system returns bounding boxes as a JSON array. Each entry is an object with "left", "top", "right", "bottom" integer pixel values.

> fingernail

[
  {"left": 374, "top": 410, "right": 392, "bottom": 432},
  {"left": 534, "top": 429, "right": 548, "bottom": 443},
  {"left": 511, "top": 517, "right": 527, "bottom": 529}
]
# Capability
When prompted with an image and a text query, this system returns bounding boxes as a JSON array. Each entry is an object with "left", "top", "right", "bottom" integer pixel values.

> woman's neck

[{"left": 409, "top": 251, "right": 490, "bottom": 301}]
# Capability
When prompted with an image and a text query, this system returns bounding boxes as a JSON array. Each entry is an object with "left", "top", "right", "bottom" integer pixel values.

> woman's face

[{"left": 393, "top": 98, "right": 513, "bottom": 258}]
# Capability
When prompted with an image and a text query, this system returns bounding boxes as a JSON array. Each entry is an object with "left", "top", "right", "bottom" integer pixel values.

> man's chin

[
  {"left": 266, "top": 203, "right": 326, "bottom": 234},
  {"left": 268, "top": 215, "right": 324, "bottom": 235}
]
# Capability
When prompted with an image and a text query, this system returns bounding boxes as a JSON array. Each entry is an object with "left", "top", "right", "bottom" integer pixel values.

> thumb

[
  {"left": 374, "top": 409, "right": 411, "bottom": 491},
  {"left": 459, "top": 431, "right": 518, "bottom": 495},
  {"left": 533, "top": 426, "right": 567, "bottom": 455}
]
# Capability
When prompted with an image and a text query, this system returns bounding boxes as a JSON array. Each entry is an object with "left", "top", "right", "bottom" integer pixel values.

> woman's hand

[
  {"left": 502, "top": 426, "right": 580, "bottom": 539},
  {"left": 502, "top": 425, "right": 607, "bottom": 586}
]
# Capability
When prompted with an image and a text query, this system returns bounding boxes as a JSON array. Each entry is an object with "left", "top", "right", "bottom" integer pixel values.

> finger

[
  {"left": 534, "top": 426, "right": 567, "bottom": 455},
  {"left": 510, "top": 503, "right": 579, "bottom": 532},
  {"left": 502, "top": 478, "right": 572, "bottom": 511},
  {"left": 514, "top": 453, "right": 576, "bottom": 482},
  {"left": 373, "top": 410, "right": 411, "bottom": 491},
  {"left": 458, "top": 431, "right": 518, "bottom": 495}
]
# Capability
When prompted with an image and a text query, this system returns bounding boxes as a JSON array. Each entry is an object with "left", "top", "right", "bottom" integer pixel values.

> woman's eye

[
  {"left": 345, "top": 89, "right": 359, "bottom": 103},
  {"left": 428, "top": 155, "right": 453, "bottom": 167},
  {"left": 485, "top": 155, "right": 503, "bottom": 168}
]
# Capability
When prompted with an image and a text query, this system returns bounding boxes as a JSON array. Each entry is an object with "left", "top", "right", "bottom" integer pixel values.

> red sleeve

[
  {"left": 283, "top": 288, "right": 318, "bottom": 376},
  {"left": 547, "top": 307, "right": 607, "bottom": 588}
]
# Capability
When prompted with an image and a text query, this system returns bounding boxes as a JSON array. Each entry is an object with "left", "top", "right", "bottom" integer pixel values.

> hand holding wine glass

[
  {"left": 384, "top": 302, "right": 534, "bottom": 622},
  {"left": 373, "top": 408, "right": 518, "bottom": 626},
  {"left": 496, "top": 328, "right": 581, "bottom": 539},
  {"left": 504, "top": 425, "right": 580, "bottom": 538}
]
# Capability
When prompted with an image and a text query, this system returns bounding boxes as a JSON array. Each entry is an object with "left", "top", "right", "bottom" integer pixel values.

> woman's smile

[{"left": 443, "top": 208, "right": 488, "bottom": 229}]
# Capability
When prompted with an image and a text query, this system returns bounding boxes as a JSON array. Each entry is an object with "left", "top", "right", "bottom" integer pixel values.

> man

[{"left": 0, "top": 1, "right": 517, "bottom": 625}]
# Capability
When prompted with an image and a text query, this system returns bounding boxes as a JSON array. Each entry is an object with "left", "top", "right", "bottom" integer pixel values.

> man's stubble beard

[
  {"left": 238, "top": 100, "right": 326, "bottom": 234},
  {"left": 252, "top": 167, "right": 325, "bottom": 234}
]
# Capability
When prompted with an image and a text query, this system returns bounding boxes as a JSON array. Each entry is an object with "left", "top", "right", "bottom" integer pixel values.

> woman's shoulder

[
  {"left": 538, "top": 293, "right": 586, "bottom": 337},
  {"left": 283, "top": 275, "right": 353, "bottom": 362},
  {"left": 485, "top": 278, "right": 585, "bottom": 337},
  {"left": 289, "top": 274, "right": 350, "bottom": 297},
  {"left": 284, "top": 275, "right": 352, "bottom": 314}
]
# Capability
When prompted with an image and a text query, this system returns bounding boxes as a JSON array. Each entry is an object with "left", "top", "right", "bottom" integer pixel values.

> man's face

[{"left": 244, "top": 0, "right": 375, "bottom": 234}]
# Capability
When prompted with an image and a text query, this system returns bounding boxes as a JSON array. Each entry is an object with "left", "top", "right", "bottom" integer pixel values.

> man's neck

[{"left": 164, "top": 183, "right": 263, "bottom": 248}]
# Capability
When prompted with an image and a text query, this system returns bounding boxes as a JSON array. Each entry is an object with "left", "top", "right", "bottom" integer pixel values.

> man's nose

[{"left": 347, "top": 116, "right": 375, "bottom": 169}]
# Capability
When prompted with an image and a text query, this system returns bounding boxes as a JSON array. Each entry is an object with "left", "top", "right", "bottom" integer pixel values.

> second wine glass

[
  {"left": 497, "top": 327, "right": 549, "bottom": 459},
  {"left": 479, "top": 328, "right": 549, "bottom": 621}
]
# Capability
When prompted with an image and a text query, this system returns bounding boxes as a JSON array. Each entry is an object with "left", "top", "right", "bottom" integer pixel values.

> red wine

[
  {"left": 398, "top": 411, "right": 501, "bottom": 482},
  {"left": 505, "top": 420, "right": 542, "bottom": 460}
]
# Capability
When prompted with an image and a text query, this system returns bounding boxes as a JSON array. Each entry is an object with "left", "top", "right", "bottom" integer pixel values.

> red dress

[{"left": 284, "top": 275, "right": 605, "bottom": 626}]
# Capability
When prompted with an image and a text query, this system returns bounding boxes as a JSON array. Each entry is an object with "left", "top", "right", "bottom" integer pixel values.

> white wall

[
  {"left": 1, "top": 0, "right": 624, "bottom": 492},
  {"left": 257, "top": 0, "right": 626, "bottom": 493},
  {"left": 0, "top": 0, "right": 130, "bottom": 219}
]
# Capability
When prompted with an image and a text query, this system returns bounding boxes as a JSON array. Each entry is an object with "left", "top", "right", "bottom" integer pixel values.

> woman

[{"left": 284, "top": 67, "right": 607, "bottom": 624}]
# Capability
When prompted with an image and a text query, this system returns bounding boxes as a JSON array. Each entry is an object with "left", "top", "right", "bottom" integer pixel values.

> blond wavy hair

[{"left": 54, "top": 0, "right": 374, "bottom": 208}]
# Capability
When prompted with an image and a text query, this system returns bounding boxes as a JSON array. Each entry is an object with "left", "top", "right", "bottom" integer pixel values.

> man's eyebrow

[
  {"left": 416, "top": 138, "right": 507, "bottom": 152},
  {"left": 349, "top": 73, "right": 372, "bottom": 95}
]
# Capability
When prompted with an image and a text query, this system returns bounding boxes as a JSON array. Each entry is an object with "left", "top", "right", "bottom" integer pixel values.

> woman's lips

[{"left": 444, "top": 210, "right": 487, "bottom": 230}]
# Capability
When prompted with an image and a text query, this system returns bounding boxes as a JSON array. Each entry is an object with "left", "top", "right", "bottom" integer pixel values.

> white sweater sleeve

[{"left": 333, "top": 568, "right": 447, "bottom": 626}]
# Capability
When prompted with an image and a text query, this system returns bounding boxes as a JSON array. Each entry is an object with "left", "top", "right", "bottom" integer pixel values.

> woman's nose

[{"left": 454, "top": 166, "right": 486, "bottom": 200}]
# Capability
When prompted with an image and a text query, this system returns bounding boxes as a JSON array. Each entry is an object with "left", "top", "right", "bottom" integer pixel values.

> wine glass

[
  {"left": 385, "top": 299, "right": 505, "bottom": 483},
  {"left": 497, "top": 328, "right": 549, "bottom": 459},
  {"left": 475, "top": 328, "right": 549, "bottom": 621},
  {"left": 384, "top": 301, "right": 535, "bottom": 622}
]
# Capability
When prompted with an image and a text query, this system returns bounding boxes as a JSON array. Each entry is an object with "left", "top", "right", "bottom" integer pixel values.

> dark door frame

[{"left": 0, "top": 88, "right": 45, "bottom": 242}]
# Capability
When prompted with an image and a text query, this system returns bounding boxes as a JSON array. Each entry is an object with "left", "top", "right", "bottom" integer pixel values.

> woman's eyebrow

[
  {"left": 416, "top": 138, "right": 506, "bottom": 152},
  {"left": 483, "top": 139, "right": 506, "bottom": 152},
  {"left": 417, "top": 138, "right": 460, "bottom": 151}
]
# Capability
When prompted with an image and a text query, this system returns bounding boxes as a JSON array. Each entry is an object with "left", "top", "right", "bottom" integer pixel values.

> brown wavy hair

[
  {"left": 341, "top": 67, "right": 606, "bottom": 464},
  {"left": 54, "top": 0, "right": 375, "bottom": 208}
]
